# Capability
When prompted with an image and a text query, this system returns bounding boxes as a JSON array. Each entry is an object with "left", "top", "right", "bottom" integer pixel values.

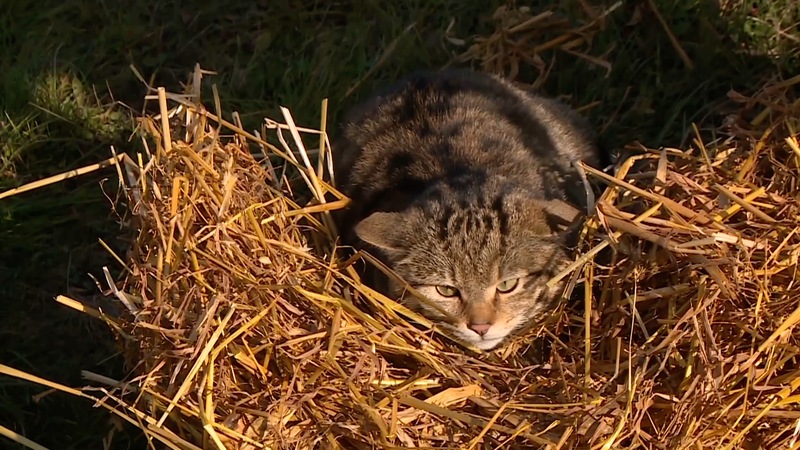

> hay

[
  {"left": 31, "top": 61, "right": 790, "bottom": 450},
  {"left": 2, "top": 66, "right": 800, "bottom": 450},
  {"left": 451, "top": 2, "right": 620, "bottom": 90}
]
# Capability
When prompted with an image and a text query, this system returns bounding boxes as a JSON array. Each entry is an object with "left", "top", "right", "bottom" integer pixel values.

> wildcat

[{"left": 332, "top": 68, "right": 600, "bottom": 351}]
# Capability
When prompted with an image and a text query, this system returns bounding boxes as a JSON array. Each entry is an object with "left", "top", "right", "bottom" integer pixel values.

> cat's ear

[
  {"left": 520, "top": 198, "right": 582, "bottom": 237},
  {"left": 354, "top": 212, "right": 406, "bottom": 252},
  {"left": 539, "top": 199, "right": 582, "bottom": 227},
  {"left": 536, "top": 198, "right": 586, "bottom": 242}
]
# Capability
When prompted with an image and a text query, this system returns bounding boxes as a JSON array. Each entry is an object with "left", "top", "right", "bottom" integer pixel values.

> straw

[{"left": 1, "top": 22, "right": 799, "bottom": 450}]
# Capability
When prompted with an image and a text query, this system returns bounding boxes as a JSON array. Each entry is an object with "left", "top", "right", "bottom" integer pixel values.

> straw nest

[
  {"left": 0, "top": 4, "right": 795, "bottom": 449},
  {"left": 40, "top": 59, "right": 793, "bottom": 450}
]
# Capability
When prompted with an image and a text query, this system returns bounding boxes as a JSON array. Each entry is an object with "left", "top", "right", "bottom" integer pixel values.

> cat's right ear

[{"left": 354, "top": 212, "right": 406, "bottom": 252}]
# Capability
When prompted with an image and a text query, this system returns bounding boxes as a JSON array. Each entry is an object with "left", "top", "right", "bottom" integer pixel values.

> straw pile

[
  {"left": 0, "top": 3, "right": 794, "bottom": 449},
  {"left": 0, "top": 15, "right": 795, "bottom": 442},
  {"left": 27, "top": 57, "right": 789, "bottom": 450},
  {"left": 450, "top": 2, "right": 619, "bottom": 89}
]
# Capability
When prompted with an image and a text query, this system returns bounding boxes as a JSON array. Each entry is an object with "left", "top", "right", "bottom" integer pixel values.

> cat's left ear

[
  {"left": 510, "top": 194, "right": 583, "bottom": 237},
  {"left": 354, "top": 211, "right": 406, "bottom": 252},
  {"left": 542, "top": 198, "right": 591, "bottom": 244},
  {"left": 539, "top": 198, "right": 582, "bottom": 227}
]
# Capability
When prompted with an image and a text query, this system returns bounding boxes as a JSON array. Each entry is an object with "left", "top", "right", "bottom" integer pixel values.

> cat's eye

[
  {"left": 497, "top": 278, "right": 520, "bottom": 294},
  {"left": 435, "top": 285, "right": 459, "bottom": 297}
]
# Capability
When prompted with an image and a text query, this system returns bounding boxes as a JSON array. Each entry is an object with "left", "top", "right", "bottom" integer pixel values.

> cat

[{"left": 332, "top": 68, "right": 600, "bottom": 351}]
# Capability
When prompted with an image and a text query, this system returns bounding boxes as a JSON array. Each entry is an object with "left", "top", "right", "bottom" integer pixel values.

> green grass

[{"left": 0, "top": 0, "right": 798, "bottom": 448}]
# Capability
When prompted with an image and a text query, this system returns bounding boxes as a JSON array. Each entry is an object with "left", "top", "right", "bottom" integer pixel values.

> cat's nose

[{"left": 469, "top": 323, "right": 491, "bottom": 336}]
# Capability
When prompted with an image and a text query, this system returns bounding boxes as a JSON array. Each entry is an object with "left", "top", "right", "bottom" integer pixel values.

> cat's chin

[
  {"left": 440, "top": 323, "right": 520, "bottom": 351},
  {"left": 449, "top": 330, "right": 507, "bottom": 351},
  {"left": 471, "top": 337, "right": 505, "bottom": 351}
]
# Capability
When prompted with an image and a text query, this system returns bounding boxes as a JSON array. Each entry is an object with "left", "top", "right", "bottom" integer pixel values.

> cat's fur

[{"left": 332, "top": 69, "right": 600, "bottom": 351}]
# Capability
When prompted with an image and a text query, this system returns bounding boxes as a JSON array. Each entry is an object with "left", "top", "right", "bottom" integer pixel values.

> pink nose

[{"left": 469, "top": 323, "right": 491, "bottom": 336}]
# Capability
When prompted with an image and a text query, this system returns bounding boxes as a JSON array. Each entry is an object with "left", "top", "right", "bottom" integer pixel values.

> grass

[{"left": 0, "top": 0, "right": 798, "bottom": 448}]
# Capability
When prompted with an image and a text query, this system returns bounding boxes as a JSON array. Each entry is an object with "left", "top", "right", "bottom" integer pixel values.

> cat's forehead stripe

[{"left": 491, "top": 194, "right": 510, "bottom": 238}]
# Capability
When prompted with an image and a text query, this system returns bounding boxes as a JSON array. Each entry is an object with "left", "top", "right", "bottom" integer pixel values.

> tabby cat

[{"left": 332, "top": 69, "right": 600, "bottom": 350}]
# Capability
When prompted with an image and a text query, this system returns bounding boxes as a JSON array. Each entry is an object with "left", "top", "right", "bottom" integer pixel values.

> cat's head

[{"left": 354, "top": 177, "right": 578, "bottom": 350}]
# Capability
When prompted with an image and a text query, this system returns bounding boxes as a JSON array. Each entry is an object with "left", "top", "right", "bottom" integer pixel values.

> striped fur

[{"left": 333, "top": 69, "right": 599, "bottom": 350}]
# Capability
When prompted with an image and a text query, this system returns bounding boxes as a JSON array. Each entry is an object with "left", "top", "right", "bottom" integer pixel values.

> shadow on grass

[{"left": 0, "top": 0, "right": 797, "bottom": 448}]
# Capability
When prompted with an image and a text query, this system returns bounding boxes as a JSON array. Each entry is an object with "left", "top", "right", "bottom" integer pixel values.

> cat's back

[{"left": 332, "top": 69, "right": 599, "bottom": 240}]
